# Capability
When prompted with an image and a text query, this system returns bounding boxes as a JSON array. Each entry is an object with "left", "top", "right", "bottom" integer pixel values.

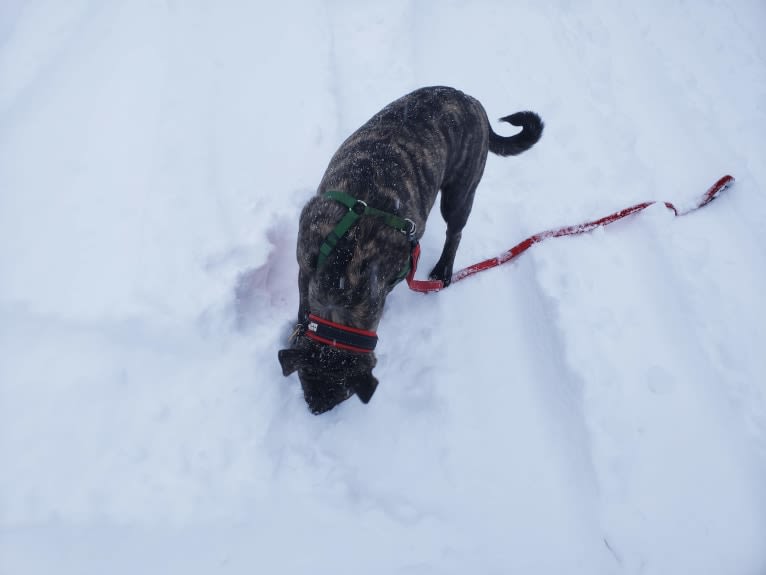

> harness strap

[
  {"left": 317, "top": 191, "right": 415, "bottom": 269},
  {"left": 303, "top": 191, "right": 417, "bottom": 355},
  {"left": 317, "top": 207, "right": 362, "bottom": 268}
]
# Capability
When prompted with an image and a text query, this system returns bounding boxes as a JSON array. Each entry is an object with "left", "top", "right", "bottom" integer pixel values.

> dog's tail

[{"left": 488, "top": 111, "right": 544, "bottom": 156}]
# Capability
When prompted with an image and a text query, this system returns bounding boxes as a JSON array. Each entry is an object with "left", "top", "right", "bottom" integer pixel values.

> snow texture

[{"left": 1, "top": 1, "right": 765, "bottom": 574}]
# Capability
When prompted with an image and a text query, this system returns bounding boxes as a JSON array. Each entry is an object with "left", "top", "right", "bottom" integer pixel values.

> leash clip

[{"left": 289, "top": 323, "right": 305, "bottom": 343}]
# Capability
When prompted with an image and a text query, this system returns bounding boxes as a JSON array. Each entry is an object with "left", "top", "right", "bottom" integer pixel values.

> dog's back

[
  {"left": 298, "top": 87, "right": 542, "bottom": 311},
  {"left": 318, "top": 87, "right": 490, "bottom": 224}
]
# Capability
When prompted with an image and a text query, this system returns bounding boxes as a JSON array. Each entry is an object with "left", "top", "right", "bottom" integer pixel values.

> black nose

[
  {"left": 308, "top": 399, "right": 335, "bottom": 415},
  {"left": 301, "top": 375, "right": 354, "bottom": 415}
]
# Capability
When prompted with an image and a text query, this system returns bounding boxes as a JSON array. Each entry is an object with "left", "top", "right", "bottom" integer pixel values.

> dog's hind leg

[{"left": 429, "top": 178, "right": 481, "bottom": 286}]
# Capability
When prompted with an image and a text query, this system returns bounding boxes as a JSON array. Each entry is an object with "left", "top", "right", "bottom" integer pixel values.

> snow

[{"left": 1, "top": 1, "right": 765, "bottom": 573}]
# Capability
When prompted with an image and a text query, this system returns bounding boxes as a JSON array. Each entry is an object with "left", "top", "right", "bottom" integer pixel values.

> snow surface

[{"left": 2, "top": 1, "right": 766, "bottom": 574}]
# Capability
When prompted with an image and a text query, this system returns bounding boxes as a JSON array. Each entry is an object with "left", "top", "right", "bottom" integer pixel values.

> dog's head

[{"left": 278, "top": 338, "right": 379, "bottom": 414}]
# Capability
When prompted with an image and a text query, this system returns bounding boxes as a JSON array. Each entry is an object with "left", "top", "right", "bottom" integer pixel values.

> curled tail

[{"left": 488, "top": 111, "right": 543, "bottom": 156}]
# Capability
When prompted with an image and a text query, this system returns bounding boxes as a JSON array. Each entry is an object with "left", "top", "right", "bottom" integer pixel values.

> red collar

[{"left": 305, "top": 314, "right": 378, "bottom": 353}]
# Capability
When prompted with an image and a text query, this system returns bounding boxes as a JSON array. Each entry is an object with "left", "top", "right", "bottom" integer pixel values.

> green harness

[{"left": 317, "top": 191, "right": 417, "bottom": 283}]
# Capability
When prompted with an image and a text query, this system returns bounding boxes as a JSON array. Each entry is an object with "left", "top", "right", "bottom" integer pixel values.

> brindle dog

[{"left": 279, "top": 86, "right": 543, "bottom": 414}]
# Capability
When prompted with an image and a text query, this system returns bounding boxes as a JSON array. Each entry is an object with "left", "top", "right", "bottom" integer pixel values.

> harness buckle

[{"left": 352, "top": 199, "right": 367, "bottom": 215}]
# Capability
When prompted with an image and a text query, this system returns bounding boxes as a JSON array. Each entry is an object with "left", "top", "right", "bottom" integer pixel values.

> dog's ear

[
  {"left": 278, "top": 348, "right": 305, "bottom": 376},
  {"left": 349, "top": 372, "right": 379, "bottom": 404}
]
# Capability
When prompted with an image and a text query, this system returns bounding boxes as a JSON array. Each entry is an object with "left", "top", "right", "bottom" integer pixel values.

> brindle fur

[{"left": 279, "top": 86, "right": 543, "bottom": 414}]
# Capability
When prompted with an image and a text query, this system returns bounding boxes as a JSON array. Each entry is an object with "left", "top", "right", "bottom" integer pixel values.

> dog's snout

[{"left": 299, "top": 370, "right": 354, "bottom": 415}]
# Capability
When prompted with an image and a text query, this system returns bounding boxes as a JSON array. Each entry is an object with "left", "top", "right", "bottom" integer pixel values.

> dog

[{"left": 278, "top": 86, "right": 543, "bottom": 414}]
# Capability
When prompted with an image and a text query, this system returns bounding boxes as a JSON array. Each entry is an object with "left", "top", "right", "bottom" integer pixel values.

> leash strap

[{"left": 407, "top": 174, "right": 735, "bottom": 293}]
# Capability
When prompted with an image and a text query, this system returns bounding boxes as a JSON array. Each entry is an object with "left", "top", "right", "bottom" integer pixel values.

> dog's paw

[{"left": 428, "top": 265, "right": 452, "bottom": 287}]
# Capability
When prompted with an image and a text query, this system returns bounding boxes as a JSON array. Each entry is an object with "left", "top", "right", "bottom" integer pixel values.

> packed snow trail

[{"left": 2, "top": 1, "right": 765, "bottom": 574}]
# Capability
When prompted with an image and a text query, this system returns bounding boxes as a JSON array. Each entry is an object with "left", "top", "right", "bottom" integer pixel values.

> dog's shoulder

[{"left": 297, "top": 195, "right": 344, "bottom": 270}]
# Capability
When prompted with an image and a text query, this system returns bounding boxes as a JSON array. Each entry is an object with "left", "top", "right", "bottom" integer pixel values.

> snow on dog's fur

[{"left": 279, "top": 86, "right": 543, "bottom": 414}]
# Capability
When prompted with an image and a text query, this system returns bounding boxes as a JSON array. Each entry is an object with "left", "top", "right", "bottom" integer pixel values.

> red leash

[{"left": 407, "top": 175, "right": 735, "bottom": 293}]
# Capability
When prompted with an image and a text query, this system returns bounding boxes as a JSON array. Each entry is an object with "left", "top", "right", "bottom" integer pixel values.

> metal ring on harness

[
  {"left": 403, "top": 218, "right": 416, "bottom": 238},
  {"left": 352, "top": 200, "right": 368, "bottom": 214}
]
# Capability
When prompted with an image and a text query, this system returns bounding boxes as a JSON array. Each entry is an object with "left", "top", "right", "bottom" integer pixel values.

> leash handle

[{"left": 407, "top": 175, "right": 735, "bottom": 293}]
